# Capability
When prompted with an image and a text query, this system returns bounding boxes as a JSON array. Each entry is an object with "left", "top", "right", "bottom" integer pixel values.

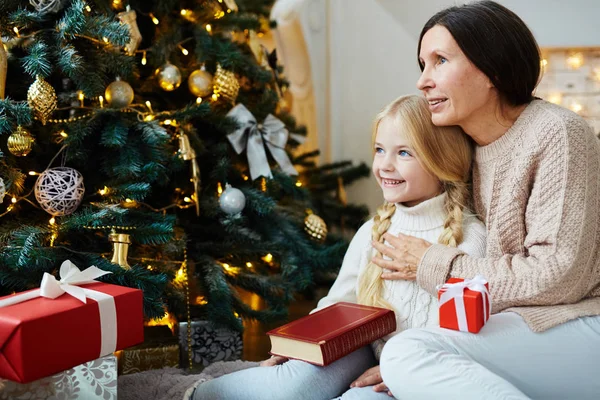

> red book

[
  {"left": 266, "top": 302, "right": 396, "bottom": 366},
  {"left": 0, "top": 282, "right": 144, "bottom": 383}
]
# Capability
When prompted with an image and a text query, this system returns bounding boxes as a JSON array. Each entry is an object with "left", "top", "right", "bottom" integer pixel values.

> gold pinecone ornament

[
  {"left": 304, "top": 211, "right": 328, "bottom": 243},
  {"left": 27, "top": 75, "right": 57, "bottom": 125},
  {"left": 213, "top": 64, "right": 239, "bottom": 104},
  {"left": 8, "top": 126, "right": 35, "bottom": 156}
]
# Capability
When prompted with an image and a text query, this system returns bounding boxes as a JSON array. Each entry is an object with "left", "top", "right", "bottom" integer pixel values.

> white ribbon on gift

[
  {"left": 0, "top": 260, "right": 118, "bottom": 356},
  {"left": 438, "top": 275, "right": 491, "bottom": 332}
]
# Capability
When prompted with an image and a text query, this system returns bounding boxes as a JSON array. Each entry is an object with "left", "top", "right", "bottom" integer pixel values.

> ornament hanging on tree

[
  {"left": 0, "top": 177, "right": 5, "bottom": 204},
  {"left": 156, "top": 63, "right": 182, "bottom": 91},
  {"left": 248, "top": 30, "right": 267, "bottom": 67},
  {"left": 29, "top": 0, "right": 68, "bottom": 14},
  {"left": 188, "top": 66, "right": 213, "bottom": 98},
  {"left": 117, "top": 6, "right": 142, "bottom": 55},
  {"left": 109, "top": 230, "right": 132, "bottom": 269},
  {"left": 179, "top": 132, "right": 201, "bottom": 216},
  {"left": 0, "top": 38, "right": 6, "bottom": 99},
  {"left": 219, "top": 184, "right": 245, "bottom": 215},
  {"left": 105, "top": 77, "right": 134, "bottom": 109},
  {"left": 27, "top": 75, "right": 57, "bottom": 125},
  {"left": 35, "top": 167, "right": 85, "bottom": 216},
  {"left": 214, "top": 64, "right": 239, "bottom": 104},
  {"left": 304, "top": 210, "right": 327, "bottom": 243},
  {"left": 7, "top": 126, "right": 35, "bottom": 157}
]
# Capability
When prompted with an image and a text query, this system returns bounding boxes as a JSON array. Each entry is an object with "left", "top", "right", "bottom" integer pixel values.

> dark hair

[{"left": 418, "top": 0, "right": 540, "bottom": 106}]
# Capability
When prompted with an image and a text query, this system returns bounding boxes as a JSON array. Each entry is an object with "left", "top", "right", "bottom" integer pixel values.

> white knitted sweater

[{"left": 313, "top": 193, "right": 486, "bottom": 357}]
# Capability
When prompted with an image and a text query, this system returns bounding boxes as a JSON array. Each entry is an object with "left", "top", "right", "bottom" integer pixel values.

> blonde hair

[{"left": 357, "top": 95, "right": 473, "bottom": 309}]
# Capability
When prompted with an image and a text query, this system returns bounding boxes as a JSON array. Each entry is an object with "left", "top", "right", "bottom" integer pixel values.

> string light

[
  {"left": 217, "top": 182, "right": 223, "bottom": 195},
  {"left": 548, "top": 93, "right": 563, "bottom": 105},
  {"left": 179, "top": 45, "right": 189, "bottom": 56},
  {"left": 59, "top": 130, "right": 68, "bottom": 138},
  {"left": 49, "top": 217, "right": 56, "bottom": 225},
  {"left": 262, "top": 253, "right": 273, "bottom": 263},
  {"left": 11, "top": 197, "right": 17, "bottom": 204},
  {"left": 141, "top": 51, "right": 147, "bottom": 65},
  {"left": 13, "top": 27, "right": 19, "bottom": 37},
  {"left": 295, "top": 181, "right": 302, "bottom": 187},
  {"left": 205, "top": 24, "right": 212, "bottom": 33},
  {"left": 145, "top": 101, "right": 153, "bottom": 113},
  {"left": 243, "top": 175, "right": 249, "bottom": 181},
  {"left": 28, "top": 171, "right": 38, "bottom": 176},
  {"left": 112, "top": 0, "right": 122, "bottom": 7},
  {"left": 184, "top": 197, "right": 192, "bottom": 202},
  {"left": 85, "top": 5, "right": 92, "bottom": 12},
  {"left": 78, "top": 91, "right": 85, "bottom": 107},
  {"left": 195, "top": 296, "right": 208, "bottom": 305},
  {"left": 566, "top": 53, "right": 584, "bottom": 70},
  {"left": 99, "top": 186, "right": 109, "bottom": 195},
  {"left": 196, "top": 97, "right": 202, "bottom": 104},
  {"left": 211, "top": 93, "right": 219, "bottom": 101},
  {"left": 246, "top": 262, "right": 253, "bottom": 268},
  {"left": 150, "top": 13, "right": 159, "bottom": 25},
  {"left": 99, "top": 95, "right": 104, "bottom": 108}
]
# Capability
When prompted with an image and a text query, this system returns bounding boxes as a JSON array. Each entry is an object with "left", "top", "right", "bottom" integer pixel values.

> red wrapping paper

[
  {"left": 0, "top": 282, "right": 143, "bottom": 383},
  {"left": 438, "top": 277, "right": 490, "bottom": 333}
]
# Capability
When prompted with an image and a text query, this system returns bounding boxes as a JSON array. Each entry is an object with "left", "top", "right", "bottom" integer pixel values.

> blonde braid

[
  {"left": 357, "top": 203, "right": 396, "bottom": 309},
  {"left": 438, "top": 182, "right": 470, "bottom": 247}
]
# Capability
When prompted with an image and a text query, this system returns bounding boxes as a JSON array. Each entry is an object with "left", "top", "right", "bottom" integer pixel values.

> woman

[{"left": 363, "top": 1, "right": 600, "bottom": 399}]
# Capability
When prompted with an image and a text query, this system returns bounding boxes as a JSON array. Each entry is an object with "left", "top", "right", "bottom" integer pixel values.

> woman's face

[{"left": 417, "top": 25, "right": 496, "bottom": 129}]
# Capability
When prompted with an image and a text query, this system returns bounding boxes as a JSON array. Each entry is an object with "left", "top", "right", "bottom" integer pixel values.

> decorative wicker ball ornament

[
  {"left": 7, "top": 126, "right": 35, "bottom": 157},
  {"left": 156, "top": 63, "right": 182, "bottom": 91},
  {"left": 304, "top": 212, "right": 327, "bottom": 243},
  {"left": 29, "top": 0, "right": 67, "bottom": 14},
  {"left": 105, "top": 78, "right": 134, "bottom": 109},
  {"left": 219, "top": 184, "right": 245, "bottom": 215},
  {"left": 27, "top": 75, "right": 57, "bottom": 125},
  {"left": 0, "top": 177, "right": 5, "bottom": 204},
  {"left": 35, "top": 167, "right": 85, "bottom": 216},
  {"left": 214, "top": 63, "right": 239, "bottom": 104},
  {"left": 188, "top": 67, "right": 214, "bottom": 97}
]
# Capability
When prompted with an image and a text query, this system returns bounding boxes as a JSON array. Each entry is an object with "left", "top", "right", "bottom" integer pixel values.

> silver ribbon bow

[{"left": 226, "top": 104, "right": 299, "bottom": 180}]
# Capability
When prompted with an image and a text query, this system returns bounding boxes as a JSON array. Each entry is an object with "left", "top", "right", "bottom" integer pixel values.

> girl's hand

[
  {"left": 259, "top": 355, "right": 289, "bottom": 367},
  {"left": 371, "top": 232, "right": 432, "bottom": 281},
  {"left": 350, "top": 365, "right": 393, "bottom": 396}
]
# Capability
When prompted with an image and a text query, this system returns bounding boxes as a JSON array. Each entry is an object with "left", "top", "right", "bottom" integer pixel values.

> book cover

[{"left": 267, "top": 302, "right": 396, "bottom": 366}]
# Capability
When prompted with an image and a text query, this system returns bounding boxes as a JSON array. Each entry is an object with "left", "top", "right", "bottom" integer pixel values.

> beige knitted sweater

[{"left": 418, "top": 100, "right": 600, "bottom": 332}]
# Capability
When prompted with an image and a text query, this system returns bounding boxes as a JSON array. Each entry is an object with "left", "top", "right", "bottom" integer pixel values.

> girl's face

[
  {"left": 416, "top": 25, "right": 496, "bottom": 129},
  {"left": 372, "top": 116, "right": 441, "bottom": 207}
]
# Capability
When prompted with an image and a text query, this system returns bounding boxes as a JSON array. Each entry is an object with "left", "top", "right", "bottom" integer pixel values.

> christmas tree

[{"left": 0, "top": 0, "right": 369, "bottom": 334}]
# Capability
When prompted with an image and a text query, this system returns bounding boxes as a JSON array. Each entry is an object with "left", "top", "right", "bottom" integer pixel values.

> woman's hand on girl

[
  {"left": 350, "top": 365, "right": 393, "bottom": 396},
  {"left": 371, "top": 233, "right": 432, "bottom": 281}
]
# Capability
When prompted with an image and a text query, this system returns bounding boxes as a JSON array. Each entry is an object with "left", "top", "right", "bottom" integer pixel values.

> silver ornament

[
  {"left": 156, "top": 63, "right": 182, "bottom": 91},
  {"left": 105, "top": 78, "right": 134, "bottom": 109},
  {"left": 219, "top": 184, "right": 245, "bottom": 215}
]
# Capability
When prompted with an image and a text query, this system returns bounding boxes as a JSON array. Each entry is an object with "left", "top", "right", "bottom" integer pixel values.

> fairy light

[
  {"left": 102, "top": 37, "right": 109, "bottom": 43},
  {"left": 548, "top": 93, "right": 563, "bottom": 105},
  {"left": 112, "top": 0, "right": 122, "bottom": 7},
  {"left": 99, "top": 186, "right": 109, "bottom": 195},
  {"left": 49, "top": 217, "right": 56, "bottom": 225},
  {"left": 227, "top": 9, "right": 232, "bottom": 13},
  {"left": 295, "top": 181, "right": 302, "bottom": 187},
  {"left": 184, "top": 196, "right": 192, "bottom": 203},
  {"left": 196, "top": 97, "right": 202, "bottom": 104},
  {"left": 243, "top": 175, "right": 249, "bottom": 181},
  {"left": 205, "top": 24, "right": 212, "bottom": 33},
  {"left": 211, "top": 93, "right": 219, "bottom": 101},
  {"left": 141, "top": 51, "right": 147, "bottom": 65},
  {"left": 195, "top": 296, "right": 208, "bottom": 305},
  {"left": 28, "top": 171, "right": 38, "bottom": 176},
  {"left": 569, "top": 101, "right": 583, "bottom": 114},
  {"left": 164, "top": 119, "right": 172, "bottom": 125},
  {"left": 262, "top": 253, "right": 273, "bottom": 263},
  {"left": 11, "top": 197, "right": 17, "bottom": 204},
  {"left": 85, "top": 5, "right": 92, "bottom": 12},
  {"left": 178, "top": 45, "right": 189, "bottom": 56},
  {"left": 59, "top": 130, "right": 68, "bottom": 138},
  {"left": 13, "top": 27, "right": 19, "bottom": 37},
  {"left": 246, "top": 262, "right": 253, "bottom": 268},
  {"left": 78, "top": 91, "right": 85, "bottom": 106},
  {"left": 566, "top": 53, "right": 584, "bottom": 70},
  {"left": 147, "top": 265, "right": 153, "bottom": 271},
  {"left": 150, "top": 13, "right": 159, "bottom": 25},
  {"left": 99, "top": 95, "right": 104, "bottom": 108}
]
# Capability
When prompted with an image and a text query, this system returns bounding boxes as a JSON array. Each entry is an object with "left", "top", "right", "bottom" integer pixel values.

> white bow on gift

[
  {"left": 226, "top": 103, "right": 301, "bottom": 181},
  {"left": 0, "top": 260, "right": 118, "bottom": 356},
  {"left": 438, "top": 275, "right": 491, "bottom": 332}
]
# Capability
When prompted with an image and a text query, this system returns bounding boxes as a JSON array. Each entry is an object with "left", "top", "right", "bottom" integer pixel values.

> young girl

[{"left": 189, "top": 94, "right": 486, "bottom": 400}]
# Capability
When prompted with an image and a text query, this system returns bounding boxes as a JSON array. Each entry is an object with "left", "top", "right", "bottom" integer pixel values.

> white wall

[{"left": 326, "top": 0, "right": 600, "bottom": 213}]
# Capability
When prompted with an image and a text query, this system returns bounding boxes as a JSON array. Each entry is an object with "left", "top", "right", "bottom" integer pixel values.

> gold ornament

[
  {"left": 109, "top": 230, "right": 132, "bottom": 269},
  {"left": 304, "top": 211, "right": 327, "bottom": 243},
  {"left": 117, "top": 6, "right": 142, "bottom": 55},
  {"left": 0, "top": 38, "right": 7, "bottom": 99},
  {"left": 8, "top": 126, "right": 35, "bottom": 157},
  {"left": 188, "top": 66, "right": 213, "bottom": 98},
  {"left": 156, "top": 63, "right": 182, "bottom": 91},
  {"left": 105, "top": 77, "right": 134, "bottom": 109},
  {"left": 248, "top": 30, "right": 267, "bottom": 67},
  {"left": 179, "top": 132, "right": 201, "bottom": 216},
  {"left": 213, "top": 63, "right": 239, "bottom": 104},
  {"left": 27, "top": 75, "right": 57, "bottom": 125}
]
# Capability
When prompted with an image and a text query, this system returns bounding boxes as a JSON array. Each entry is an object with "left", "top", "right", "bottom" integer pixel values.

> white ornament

[
  {"left": 219, "top": 184, "right": 246, "bottom": 215},
  {"left": 29, "top": 0, "right": 67, "bottom": 14},
  {"left": 35, "top": 167, "right": 85, "bottom": 216},
  {"left": 0, "top": 177, "right": 5, "bottom": 203}
]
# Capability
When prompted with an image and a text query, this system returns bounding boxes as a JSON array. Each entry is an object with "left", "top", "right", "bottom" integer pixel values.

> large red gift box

[
  {"left": 438, "top": 276, "right": 491, "bottom": 333},
  {"left": 0, "top": 281, "right": 143, "bottom": 383}
]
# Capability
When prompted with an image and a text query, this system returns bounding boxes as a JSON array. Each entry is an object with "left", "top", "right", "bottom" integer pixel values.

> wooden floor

[{"left": 241, "top": 288, "right": 328, "bottom": 361}]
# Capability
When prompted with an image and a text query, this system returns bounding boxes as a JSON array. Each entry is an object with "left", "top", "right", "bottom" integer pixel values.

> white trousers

[{"left": 380, "top": 312, "right": 600, "bottom": 399}]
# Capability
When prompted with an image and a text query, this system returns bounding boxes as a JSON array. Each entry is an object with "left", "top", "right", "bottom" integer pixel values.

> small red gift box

[
  {"left": 0, "top": 262, "right": 144, "bottom": 383},
  {"left": 438, "top": 276, "right": 491, "bottom": 333}
]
